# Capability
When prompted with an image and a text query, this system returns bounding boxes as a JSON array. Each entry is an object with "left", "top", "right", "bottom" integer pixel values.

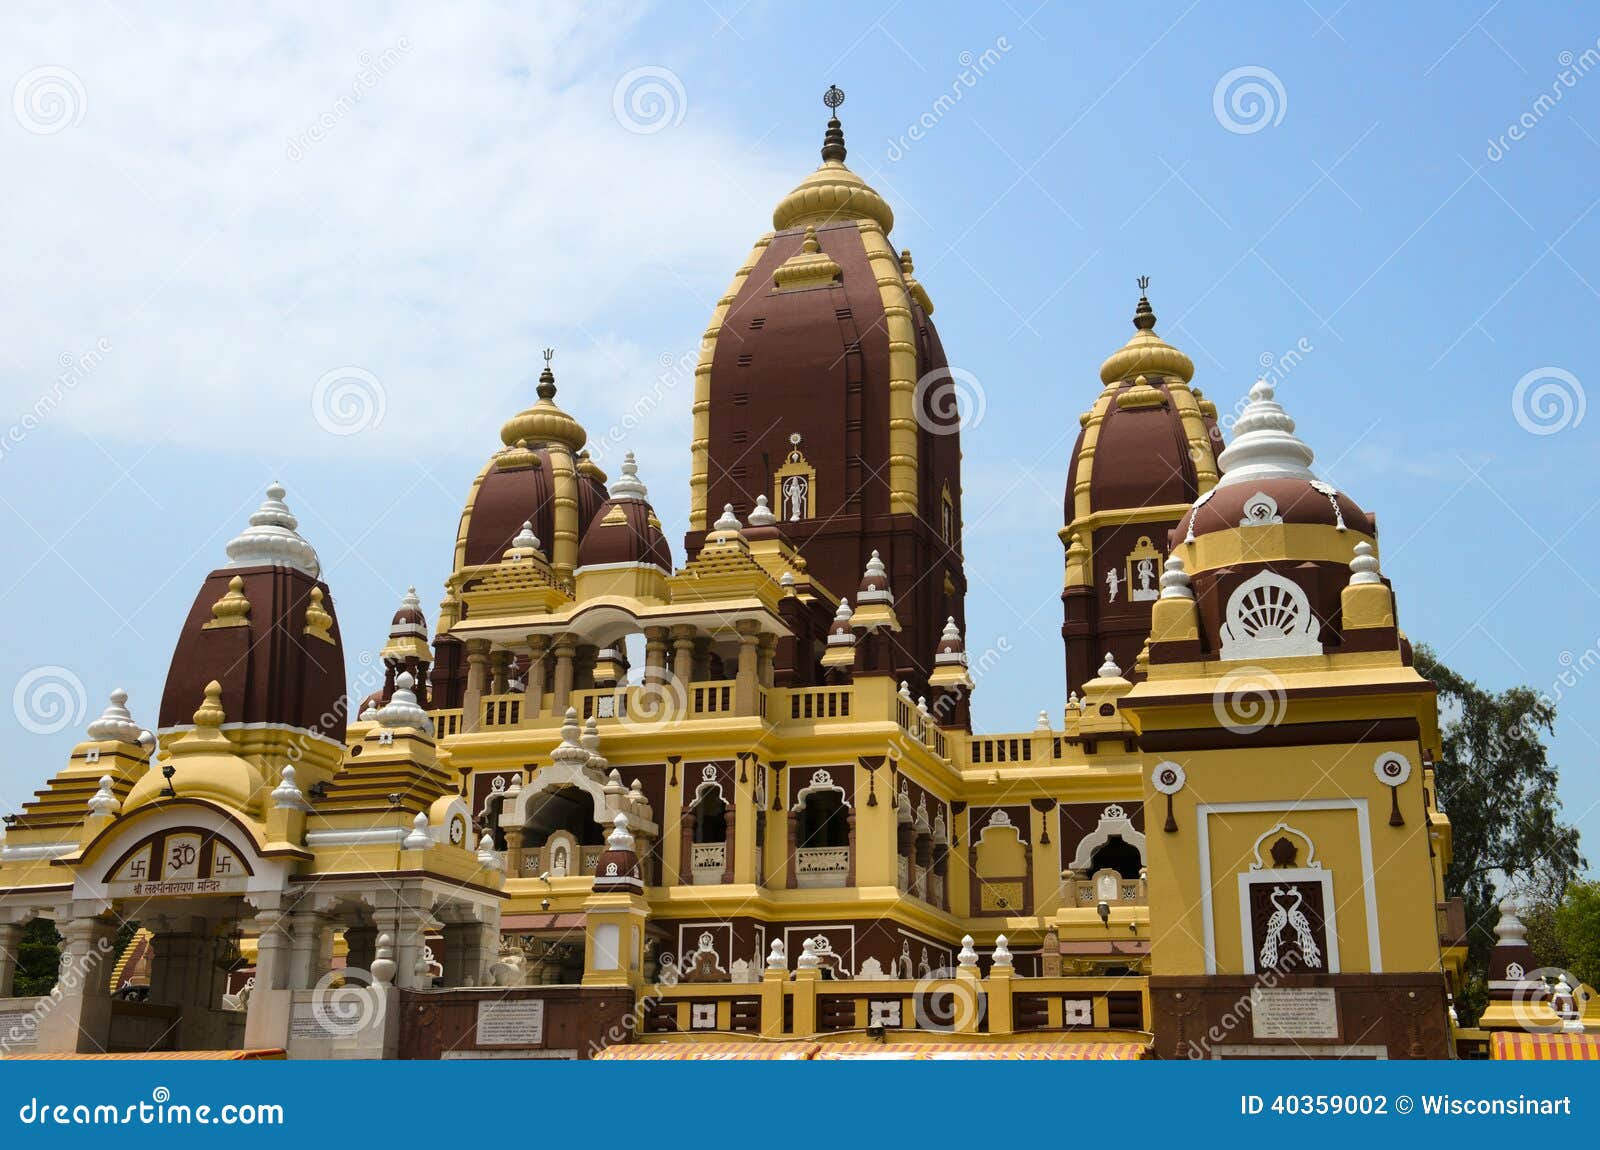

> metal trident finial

[
  {"left": 542, "top": 348, "right": 555, "bottom": 365},
  {"left": 1137, "top": 275, "right": 1150, "bottom": 293}
]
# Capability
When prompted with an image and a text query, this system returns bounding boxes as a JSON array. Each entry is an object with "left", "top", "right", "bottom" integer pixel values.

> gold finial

[
  {"left": 801, "top": 225, "right": 820, "bottom": 253},
  {"left": 537, "top": 348, "right": 557, "bottom": 401},
  {"left": 303, "top": 586, "right": 335, "bottom": 644},
  {"left": 1133, "top": 276, "right": 1157, "bottom": 331},
  {"left": 203, "top": 575, "right": 251, "bottom": 629},
  {"left": 900, "top": 248, "right": 914, "bottom": 273},
  {"left": 821, "top": 85, "right": 847, "bottom": 163},
  {"left": 194, "top": 680, "right": 226, "bottom": 728}
]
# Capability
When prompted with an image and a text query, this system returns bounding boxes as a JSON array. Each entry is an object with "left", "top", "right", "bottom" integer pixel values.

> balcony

[
  {"left": 690, "top": 842, "right": 726, "bottom": 885},
  {"left": 1067, "top": 869, "right": 1147, "bottom": 908},
  {"left": 795, "top": 846, "right": 850, "bottom": 888}
]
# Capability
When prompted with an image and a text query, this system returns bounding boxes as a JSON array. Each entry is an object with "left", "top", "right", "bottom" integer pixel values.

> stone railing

[
  {"left": 634, "top": 972, "right": 1150, "bottom": 1042},
  {"left": 690, "top": 842, "right": 726, "bottom": 884},
  {"left": 1067, "top": 869, "right": 1147, "bottom": 908},
  {"left": 795, "top": 847, "right": 850, "bottom": 888}
]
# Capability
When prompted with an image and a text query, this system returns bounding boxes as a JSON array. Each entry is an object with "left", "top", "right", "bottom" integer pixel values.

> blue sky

[{"left": 2, "top": 2, "right": 1597, "bottom": 859}]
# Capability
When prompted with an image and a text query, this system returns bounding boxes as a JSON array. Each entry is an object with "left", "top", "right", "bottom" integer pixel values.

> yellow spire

[
  {"left": 303, "top": 586, "right": 334, "bottom": 644},
  {"left": 202, "top": 575, "right": 251, "bottom": 629},
  {"left": 772, "top": 85, "right": 894, "bottom": 234},
  {"left": 1098, "top": 277, "right": 1195, "bottom": 385},
  {"left": 500, "top": 348, "right": 587, "bottom": 450},
  {"left": 193, "top": 680, "right": 226, "bottom": 728}
]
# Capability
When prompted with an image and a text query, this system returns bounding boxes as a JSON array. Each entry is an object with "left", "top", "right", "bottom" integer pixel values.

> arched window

[
  {"left": 692, "top": 785, "right": 727, "bottom": 844},
  {"left": 523, "top": 787, "right": 606, "bottom": 849},
  {"left": 1088, "top": 835, "right": 1143, "bottom": 880},
  {"left": 798, "top": 790, "right": 849, "bottom": 849}
]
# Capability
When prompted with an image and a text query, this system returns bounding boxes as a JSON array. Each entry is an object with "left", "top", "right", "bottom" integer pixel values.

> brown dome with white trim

[
  {"left": 158, "top": 483, "right": 346, "bottom": 746},
  {"left": 575, "top": 453, "right": 672, "bottom": 573}
]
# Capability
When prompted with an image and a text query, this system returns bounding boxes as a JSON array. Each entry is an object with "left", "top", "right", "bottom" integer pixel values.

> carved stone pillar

[
  {"left": 523, "top": 634, "right": 549, "bottom": 718},
  {"left": 679, "top": 813, "right": 695, "bottom": 886},
  {"left": 670, "top": 625, "right": 696, "bottom": 686},
  {"left": 786, "top": 810, "right": 800, "bottom": 890},
  {"left": 723, "top": 803, "right": 738, "bottom": 885},
  {"left": 735, "top": 620, "right": 761, "bottom": 715},
  {"left": 35, "top": 915, "right": 117, "bottom": 1054},
  {"left": 845, "top": 810, "right": 857, "bottom": 887},
  {"left": 504, "top": 826, "right": 526, "bottom": 878},
  {"left": 757, "top": 633, "right": 777, "bottom": 687},
  {"left": 490, "top": 648, "right": 512, "bottom": 695},
  {"left": 288, "top": 909, "right": 332, "bottom": 989},
  {"left": 344, "top": 925, "right": 377, "bottom": 975},
  {"left": 644, "top": 626, "right": 670, "bottom": 674},
  {"left": 573, "top": 644, "right": 598, "bottom": 692},
  {"left": 896, "top": 823, "right": 914, "bottom": 890},
  {"left": 0, "top": 922, "right": 22, "bottom": 998},
  {"left": 462, "top": 639, "right": 491, "bottom": 732},
  {"left": 551, "top": 634, "right": 577, "bottom": 716}
]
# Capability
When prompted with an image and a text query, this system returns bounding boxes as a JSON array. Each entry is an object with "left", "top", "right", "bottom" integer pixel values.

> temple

[{"left": 1, "top": 91, "right": 1593, "bottom": 1061}]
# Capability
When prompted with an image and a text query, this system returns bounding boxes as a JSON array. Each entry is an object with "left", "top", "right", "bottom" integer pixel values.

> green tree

[
  {"left": 1414, "top": 646, "right": 1584, "bottom": 1023},
  {"left": 1524, "top": 879, "right": 1600, "bottom": 992},
  {"left": 12, "top": 918, "right": 62, "bottom": 997}
]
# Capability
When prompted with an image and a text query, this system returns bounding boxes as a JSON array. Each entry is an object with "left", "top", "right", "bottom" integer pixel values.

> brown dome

[
  {"left": 159, "top": 488, "right": 346, "bottom": 745},
  {"left": 577, "top": 498, "right": 672, "bottom": 572},
  {"left": 1078, "top": 378, "right": 1204, "bottom": 513},
  {"left": 1177, "top": 477, "right": 1374, "bottom": 544},
  {"left": 458, "top": 445, "right": 610, "bottom": 570}
]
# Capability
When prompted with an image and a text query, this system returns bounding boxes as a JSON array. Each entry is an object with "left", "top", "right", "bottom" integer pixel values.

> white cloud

[{"left": 0, "top": 2, "right": 793, "bottom": 467}]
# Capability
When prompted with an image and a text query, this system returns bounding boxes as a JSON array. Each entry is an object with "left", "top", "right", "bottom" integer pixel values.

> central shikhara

[{"left": 1, "top": 97, "right": 1565, "bottom": 1061}]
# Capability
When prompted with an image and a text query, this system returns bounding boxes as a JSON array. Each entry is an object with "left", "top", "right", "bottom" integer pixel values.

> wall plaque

[
  {"left": 475, "top": 998, "right": 545, "bottom": 1046},
  {"left": 1250, "top": 987, "right": 1338, "bottom": 1039}
]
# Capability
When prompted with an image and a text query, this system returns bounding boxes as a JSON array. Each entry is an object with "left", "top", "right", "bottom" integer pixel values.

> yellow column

[
  {"left": 548, "top": 445, "right": 579, "bottom": 582},
  {"left": 551, "top": 634, "right": 576, "bottom": 716},
  {"left": 859, "top": 221, "right": 919, "bottom": 515},
  {"left": 760, "top": 946, "right": 788, "bottom": 1038},
  {"left": 790, "top": 959, "right": 821, "bottom": 1036},
  {"left": 734, "top": 620, "right": 761, "bottom": 715},
  {"left": 987, "top": 939, "right": 1014, "bottom": 1035},
  {"left": 690, "top": 236, "right": 772, "bottom": 530},
  {"left": 461, "top": 639, "right": 490, "bottom": 733}
]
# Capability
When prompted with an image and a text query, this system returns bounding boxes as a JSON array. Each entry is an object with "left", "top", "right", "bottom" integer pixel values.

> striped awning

[
  {"left": 593, "top": 1042, "right": 818, "bottom": 1061},
  {"left": 1491, "top": 1032, "right": 1600, "bottom": 1060},
  {"left": 812, "top": 1041, "right": 1148, "bottom": 1061},
  {"left": 3, "top": 1049, "right": 286, "bottom": 1060}
]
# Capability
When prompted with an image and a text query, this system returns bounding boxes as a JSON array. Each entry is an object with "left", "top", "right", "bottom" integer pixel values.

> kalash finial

[
  {"left": 537, "top": 347, "right": 557, "bottom": 401},
  {"left": 821, "top": 84, "right": 847, "bottom": 163},
  {"left": 1133, "top": 275, "right": 1156, "bottom": 331}
]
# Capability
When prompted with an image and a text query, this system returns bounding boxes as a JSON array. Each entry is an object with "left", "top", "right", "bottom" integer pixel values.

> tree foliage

[
  {"left": 1525, "top": 879, "right": 1600, "bottom": 993},
  {"left": 1414, "top": 645, "right": 1585, "bottom": 1020}
]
